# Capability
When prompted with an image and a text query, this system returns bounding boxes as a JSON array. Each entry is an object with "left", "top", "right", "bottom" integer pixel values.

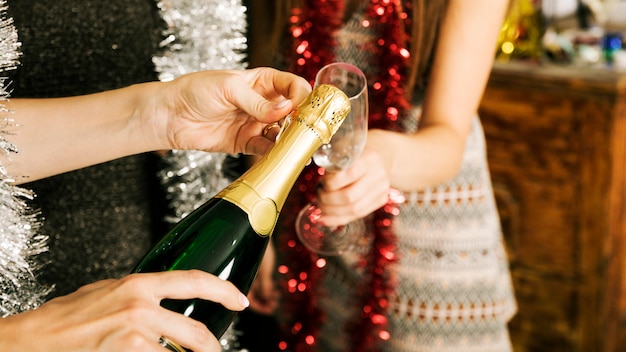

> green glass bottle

[{"left": 132, "top": 84, "right": 350, "bottom": 352}]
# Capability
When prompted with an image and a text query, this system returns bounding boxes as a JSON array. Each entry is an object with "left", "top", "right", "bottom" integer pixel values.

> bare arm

[
  {"left": 1, "top": 68, "right": 310, "bottom": 183},
  {"left": 369, "top": 0, "right": 509, "bottom": 191},
  {"left": 318, "top": 0, "right": 509, "bottom": 226}
]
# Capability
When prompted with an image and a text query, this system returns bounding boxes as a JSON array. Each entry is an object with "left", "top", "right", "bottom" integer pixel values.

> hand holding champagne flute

[{"left": 296, "top": 62, "right": 368, "bottom": 256}]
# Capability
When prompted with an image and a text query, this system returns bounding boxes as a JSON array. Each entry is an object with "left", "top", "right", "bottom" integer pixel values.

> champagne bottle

[{"left": 132, "top": 84, "right": 350, "bottom": 352}]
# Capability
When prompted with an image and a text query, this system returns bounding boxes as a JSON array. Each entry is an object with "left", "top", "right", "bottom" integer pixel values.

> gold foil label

[
  {"left": 217, "top": 182, "right": 277, "bottom": 237},
  {"left": 215, "top": 84, "right": 350, "bottom": 237},
  {"left": 291, "top": 84, "right": 350, "bottom": 144}
]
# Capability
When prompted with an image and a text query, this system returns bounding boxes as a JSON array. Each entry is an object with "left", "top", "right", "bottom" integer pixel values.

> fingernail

[
  {"left": 273, "top": 99, "right": 290, "bottom": 109},
  {"left": 239, "top": 293, "right": 250, "bottom": 308}
]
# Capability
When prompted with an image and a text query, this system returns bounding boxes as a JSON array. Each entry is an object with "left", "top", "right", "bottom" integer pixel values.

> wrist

[{"left": 129, "top": 80, "right": 173, "bottom": 153}]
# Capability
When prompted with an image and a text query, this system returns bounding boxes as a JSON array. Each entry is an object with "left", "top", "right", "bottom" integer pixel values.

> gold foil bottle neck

[
  {"left": 217, "top": 84, "right": 350, "bottom": 236},
  {"left": 291, "top": 84, "right": 351, "bottom": 144}
]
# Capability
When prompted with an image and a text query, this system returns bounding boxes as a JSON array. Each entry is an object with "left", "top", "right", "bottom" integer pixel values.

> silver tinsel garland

[
  {"left": 0, "top": 0, "right": 250, "bottom": 348},
  {"left": 155, "top": 0, "right": 247, "bottom": 222},
  {"left": 154, "top": 1, "right": 249, "bottom": 350},
  {"left": 0, "top": 0, "right": 51, "bottom": 317}
]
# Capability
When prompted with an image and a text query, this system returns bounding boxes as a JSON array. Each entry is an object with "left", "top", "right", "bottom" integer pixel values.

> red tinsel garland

[
  {"left": 345, "top": 2, "right": 408, "bottom": 351},
  {"left": 289, "top": 0, "right": 343, "bottom": 86},
  {"left": 276, "top": 1, "right": 411, "bottom": 351},
  {"left": 275, "top": 2, "right": 343, "bottom": 351}
]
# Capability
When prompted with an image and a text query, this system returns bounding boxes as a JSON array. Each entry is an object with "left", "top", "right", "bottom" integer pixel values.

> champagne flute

[{"left": 295, "top": 62, "right": 368, "bottom": 256}]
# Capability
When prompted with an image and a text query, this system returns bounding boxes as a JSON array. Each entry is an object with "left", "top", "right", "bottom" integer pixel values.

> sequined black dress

[{"left": 7, "top": 0, "right": 168, "bottom": 298}]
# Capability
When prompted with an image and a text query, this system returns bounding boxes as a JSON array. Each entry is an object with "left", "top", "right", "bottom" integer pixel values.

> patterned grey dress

[{"left": 317, "top": 5, "right": 517, "bottom": 352}]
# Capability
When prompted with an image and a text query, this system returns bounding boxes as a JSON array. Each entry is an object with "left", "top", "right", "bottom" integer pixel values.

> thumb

[
  {"left": 228, "top": 68, "right": 311, "bottom": 123},
  {"left": 228, "top": 83, "right": 295, "bottom": 123}
]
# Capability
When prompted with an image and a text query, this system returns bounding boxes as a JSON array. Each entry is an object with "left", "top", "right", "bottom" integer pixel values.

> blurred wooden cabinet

[{"left": 478, "top": 62, "right": 626, "bottom": 351}]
